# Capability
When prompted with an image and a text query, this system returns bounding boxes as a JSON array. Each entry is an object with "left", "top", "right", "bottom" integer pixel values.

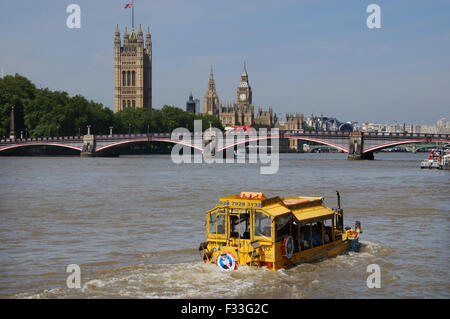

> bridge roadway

[{"left": 0, "top": 130, "right": 449, "bottom": 160}]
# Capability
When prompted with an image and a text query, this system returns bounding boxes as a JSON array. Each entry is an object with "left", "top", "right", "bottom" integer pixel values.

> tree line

[{"left": 0, "top": 74, "right": 223, "bottom": 138}]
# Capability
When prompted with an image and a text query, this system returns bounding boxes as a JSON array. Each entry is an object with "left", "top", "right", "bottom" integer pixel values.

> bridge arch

[
  {"left": 0, "top": 143, "right": 82, "bottom": 154},
  {"left": 217, "top": 135, "right": 349, "bottom": 153},
  {"left": 217, "top": 135, "right": 279, "bottom": 153},
  {"left": 363, "top": 139, "right": 450, "bottom": 153},
  {"left": 94, "top": 137, "right": 203, "bottom": 154},
  {"left": 287, "top": 136, "right": 349, "bottom": 153}
]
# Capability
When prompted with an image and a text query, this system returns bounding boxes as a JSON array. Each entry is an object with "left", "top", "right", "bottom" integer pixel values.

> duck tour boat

[{"left": 199, "top": 191, "right": 362, "bottom": 271}]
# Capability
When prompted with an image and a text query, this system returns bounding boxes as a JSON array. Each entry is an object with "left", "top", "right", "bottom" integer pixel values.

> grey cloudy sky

[{"left": 0, "top": 0, "right": 449, "bottom": 125}]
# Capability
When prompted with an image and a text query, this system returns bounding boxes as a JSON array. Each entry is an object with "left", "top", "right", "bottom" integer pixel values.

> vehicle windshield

[
  {"left": 209, "top": 210, "right": 225, "bottom": 234},
  {"left": 254, "top": 210, "right": 271, "bottom": 238},
  {"left": 229, "top": 209, "right": 250, "bottom": 239}
]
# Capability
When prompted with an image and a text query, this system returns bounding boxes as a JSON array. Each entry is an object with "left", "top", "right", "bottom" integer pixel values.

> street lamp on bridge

[
  {"left": 87, "top": 125, "right": 91, "bottom": 135},
  {"left": 109, "top": 126, "right": 113, "bottom": 136}
]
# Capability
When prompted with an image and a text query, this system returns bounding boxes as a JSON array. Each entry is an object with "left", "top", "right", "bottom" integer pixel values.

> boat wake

[{"left": 14, "top": 240, "right": 394, "bottom": 299}]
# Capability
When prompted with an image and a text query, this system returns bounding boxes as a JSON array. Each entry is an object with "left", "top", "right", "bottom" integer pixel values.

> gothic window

[
  {"left": 122, "top": 100, "right": 126, "bottom": 110},
  {"left": 127, "top": 71, "right": 131, "bottom": 86},
  {"left": 122, "top": 71, "right": 126, "bottom": 86},
  {"left": 132, "top": 100, "right": 136, "bottom": 109},
  {"left": 127, "top": 100, "right": 131, "bottom": 108},
  {"left": 132, "top": 71, "right": 136, "bottom": 86}
]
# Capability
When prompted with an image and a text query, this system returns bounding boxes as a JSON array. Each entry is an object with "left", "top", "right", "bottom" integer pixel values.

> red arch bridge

[{"left": 0, "top": 131, "right": 449, "bottom": 160}]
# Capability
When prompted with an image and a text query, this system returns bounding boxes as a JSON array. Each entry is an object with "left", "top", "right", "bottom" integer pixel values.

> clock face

[{"left": 239, "top": 93, "right": 246, "bottom": 101}]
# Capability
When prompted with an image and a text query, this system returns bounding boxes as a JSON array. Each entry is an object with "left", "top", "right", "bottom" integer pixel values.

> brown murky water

[{"left": 0, "top": 153, "right": 448, "bottom": 298}]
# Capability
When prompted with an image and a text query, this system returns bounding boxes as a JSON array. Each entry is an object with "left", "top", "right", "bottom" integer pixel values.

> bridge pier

[
  {"left": 348, "top": 131, "right": 373, "bottom": 160},
  {"left": 80, "top": 131, "right": 96, "bottom": 157},
  {"left": 203, "top": 124, "right": 217, "bottom": 159}
]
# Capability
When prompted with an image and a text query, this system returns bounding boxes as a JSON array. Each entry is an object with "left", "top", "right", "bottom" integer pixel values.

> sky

[{"left": 0, "top": 0, "right": 449, "bottom": 125}]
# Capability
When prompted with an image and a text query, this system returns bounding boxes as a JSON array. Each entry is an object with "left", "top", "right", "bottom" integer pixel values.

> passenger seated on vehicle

[
  {"left": 311, "top": 235, "right": 317, "bottom": 246},
  {"left": 324, "top": 230, "right": 330, "bottom": 243},
  {"left": 312, "top": 232, "right": 322, "bottom": 247},
  {"left": 300, "top": 233, "right": 309, "bottom": 250}
]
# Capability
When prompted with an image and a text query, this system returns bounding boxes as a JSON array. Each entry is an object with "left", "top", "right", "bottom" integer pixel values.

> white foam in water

[
  {"left": 14, "top": 240, "right": 394, "bottom": 299},
  {"left": 82, "top": 279, "right": 107, "bottom": 290}
]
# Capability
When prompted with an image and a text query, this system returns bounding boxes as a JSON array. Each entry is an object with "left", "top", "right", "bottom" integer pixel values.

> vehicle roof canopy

[
  {"left": 292, "top": 206, "right": 334, "bottom": 224},
  {"left": 211, "top": 193, "right": 335, "bottom": 221}
]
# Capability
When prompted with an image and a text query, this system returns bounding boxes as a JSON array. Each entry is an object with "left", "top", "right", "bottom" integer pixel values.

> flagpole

[{"left": 132, "top": 0, "right": 134, "bottom": 29}]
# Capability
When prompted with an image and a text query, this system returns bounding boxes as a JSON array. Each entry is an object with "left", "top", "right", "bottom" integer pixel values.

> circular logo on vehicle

[
  {"left": 283, "top": 236, "right": 295, "bottom": 259},
  {"left": 216, "top": 252, "right": 237, "bottom": 271}
]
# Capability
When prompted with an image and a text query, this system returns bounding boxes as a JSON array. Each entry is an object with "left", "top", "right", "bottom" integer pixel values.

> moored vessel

[
  {"left": 439, "top": 154, "right": 450, "bottom": 170},
  {"left": 420, "top": 150, "right": 442, "bottom": 169}
]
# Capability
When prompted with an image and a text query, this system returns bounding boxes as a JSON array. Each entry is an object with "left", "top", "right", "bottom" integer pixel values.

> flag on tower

[{"left": 124, "top": 1, "right": 135, "bottom": 29}]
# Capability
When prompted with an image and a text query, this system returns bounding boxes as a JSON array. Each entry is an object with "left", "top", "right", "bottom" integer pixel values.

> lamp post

[
  {"left": 128, "top": 123, "right": 131, "bottom": 135},
  {"left": 87, "top": 125, "right": 91, "bottom": 135},
  {"left": 109, "top": 126, "right": 113, "bottom": 137},
  {"left": 78, "top": 128, "right": 81, "bottom": 137}
]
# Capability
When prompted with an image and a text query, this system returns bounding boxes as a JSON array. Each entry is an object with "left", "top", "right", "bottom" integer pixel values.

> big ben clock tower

[{"left": 237, "top": 62, "right": 252, "bottom": 107}]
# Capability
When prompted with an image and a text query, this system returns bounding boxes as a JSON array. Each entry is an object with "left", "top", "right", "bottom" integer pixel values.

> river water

[{"left": 0, "top": 153, "right": 448, "bottom": 298}]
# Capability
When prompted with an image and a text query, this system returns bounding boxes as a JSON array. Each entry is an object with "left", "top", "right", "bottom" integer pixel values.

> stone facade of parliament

[
  {"left": 114, "top": 24, "right": 152, "bottom": 113},
  {"left": 203, "top": 64, "right": 304, "bottom": 151}
]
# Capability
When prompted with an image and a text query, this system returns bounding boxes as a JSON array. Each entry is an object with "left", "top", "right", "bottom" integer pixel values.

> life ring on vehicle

[
  {"left": 282, "top": 236, "right": 295, "bottom": 259},
  {"left": 216, "top": 252, "right": 237, "bottom": 271},
  {"left": 347, "top": 230, "right": 359, "bottom": 240}
]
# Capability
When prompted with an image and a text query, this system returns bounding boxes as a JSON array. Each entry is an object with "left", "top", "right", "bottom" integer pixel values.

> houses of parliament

[
  {"left": 202, "top": 64, "right": 304, "bottom": 130},
  {"left": 201, "top": 63, "right": 304, "bottom": 151},
  {"left": 112, "top": 24, "right": 304, "bottom": 150}
]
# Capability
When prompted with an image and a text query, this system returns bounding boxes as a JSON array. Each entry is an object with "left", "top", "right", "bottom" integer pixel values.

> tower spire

[
  {"left": 145, "top": 26, "right": 152, "bottom": 50},
  {"left": 204, "top": 65, "right": 219, "bottom": 116},
  {"left": 208, "top": 65, "right": 215, "bottom": 91},
  {"left": 137, "top": 24, "right": 143, "bottom": 45},
  {"left": 242, "top": 61, "right": 247, "bottom": 77},
  {"left": 115, "top": 24, "right": 121, "bottom": 46}
]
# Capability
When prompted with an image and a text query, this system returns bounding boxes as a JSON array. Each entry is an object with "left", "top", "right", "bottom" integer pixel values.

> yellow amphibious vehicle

[{"left": 199, "top": 192, "right": 362, "bottom": 270}]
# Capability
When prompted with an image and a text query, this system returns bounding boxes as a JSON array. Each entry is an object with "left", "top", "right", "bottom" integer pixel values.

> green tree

[
  {"left": 113, "top": 105, "right": 224, "bottom": 134},
  {"left": 0, "top": 74, "right": 225, "bottom": 140},
  {"left": 0, "top": 74, "right": 36, "bottom": 138}
]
